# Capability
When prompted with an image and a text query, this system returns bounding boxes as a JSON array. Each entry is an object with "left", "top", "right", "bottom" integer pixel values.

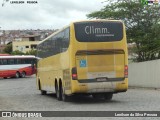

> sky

[{"left": 0, "top": 0, "right": 105, "bottom": 30}]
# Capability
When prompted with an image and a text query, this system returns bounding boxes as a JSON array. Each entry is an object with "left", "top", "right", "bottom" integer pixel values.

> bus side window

[
  {"left": 62, "top": 28, "right": 69, "bottom": 52},
  {"left": 0, "top": 60, "right": 2, "bottom": 65},
  {"left": 8, "top": 59, "right": 14, "bottom": 65},
  {"left": 27, "top": 59, "right": 31, "bottom": 64},
  {"left": 17, "top": 59, "right": 21, "bottom": 64},
  {"left": 14, "top": 59, "right": 18, "bottom": 64},
  {"left": 21, "top": 59, "right": 25, "bottom": 64},
  {"left": 2, "top": 59, "right": 7, "bottom": 65}
]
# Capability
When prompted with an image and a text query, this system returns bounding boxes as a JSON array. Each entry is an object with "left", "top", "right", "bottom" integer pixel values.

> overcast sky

[{"left": 0, "top": 0, "right": 104, "bottom": 30}]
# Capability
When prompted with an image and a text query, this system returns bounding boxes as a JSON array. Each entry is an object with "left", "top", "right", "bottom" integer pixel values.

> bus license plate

[{"left": 96, "top": 78, "right": 108, "bottom": 82}]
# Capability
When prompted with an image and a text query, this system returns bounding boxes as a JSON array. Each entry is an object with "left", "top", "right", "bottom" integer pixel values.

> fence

[{"left": 129, "top": 59, "right": 160, "bottom": 89}]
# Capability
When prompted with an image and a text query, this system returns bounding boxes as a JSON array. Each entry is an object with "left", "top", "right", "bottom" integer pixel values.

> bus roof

[
  {"left": 71, "top": 19, "right": 123, "bottom": 23},
  {"left": 0, "top": 55, "right": 36, "bottom": 59},
  {"left": 0, "top": 54, "right": 10, "bottom": 56}
]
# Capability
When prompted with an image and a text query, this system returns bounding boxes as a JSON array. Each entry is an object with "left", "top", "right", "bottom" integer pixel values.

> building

[
  {"left": 0, "top": 29, "right": 55, "bottom": 53},
  {"left": 12, "top": 35, "right": 41, "bottom": 53}
]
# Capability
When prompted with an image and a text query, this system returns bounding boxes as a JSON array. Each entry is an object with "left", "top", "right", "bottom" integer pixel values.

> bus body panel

[
  {"left": 37, "top": 50, "right": 70, "bottom": 92},
  {"left": 0, "top": 56, "right": 36, "bottom": 78},
  {"left": 0, "top": 64, "right": 35, "bottom": 78},
  {"left": 75, "top": 51, "right": 125, "bottom": 79}
]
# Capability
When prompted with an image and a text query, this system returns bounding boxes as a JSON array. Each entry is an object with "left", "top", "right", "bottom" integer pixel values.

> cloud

[{"left": 0, "top": 0, "right": 104, "bottom": 30}]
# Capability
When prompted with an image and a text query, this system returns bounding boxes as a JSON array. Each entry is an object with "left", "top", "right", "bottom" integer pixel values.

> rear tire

[
  {"left": 39, "top": 80, "right": 47, "bottom": 95},
  {"left": 55, "top": 82, "right": 62, "bottom": 101},
  {"left": 61, "top": 86, "right": 70, "bottom": 102},
  {"left": 3, "top": 77, "right": 7, "bottom": 79},
  {"left": 41, "top": 90, "right": 47, "bottom": 95},
  {"left": 21, "top": 71, "right": 26, "bottom": 78},
  {"left": 104, "top": 93, "right": 113, "bottom": 100},
  {"left": 92, "top": 93, "right": 104, "bottom": 99},
  {"left": 15, "top": 72, "right": 20, "bottom": 78}
]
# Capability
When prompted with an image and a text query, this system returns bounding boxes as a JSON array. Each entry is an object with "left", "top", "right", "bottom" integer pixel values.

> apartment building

[{"left": 12, "top": 35, "right": 40, "bottom": 53}]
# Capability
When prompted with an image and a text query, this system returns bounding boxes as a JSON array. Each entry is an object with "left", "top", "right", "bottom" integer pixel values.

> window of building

[
  {"left": 31, "top": 45, "right": 37, "bottom": 49},
  {"left": 29, "top": 37, "right": 35, "bottom": 41}
]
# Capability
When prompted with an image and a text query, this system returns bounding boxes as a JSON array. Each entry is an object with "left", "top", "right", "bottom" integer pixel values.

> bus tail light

[
  {"left": 124, "top": 65, "right": 128, "bottom": 78},
  {"left": 72, "top": 67, "right": 78, "bottom": 80}
]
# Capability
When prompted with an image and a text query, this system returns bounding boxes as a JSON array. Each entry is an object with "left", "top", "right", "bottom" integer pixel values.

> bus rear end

[{"left": 70, "top": 20, "right": 128, "bottom": 98}]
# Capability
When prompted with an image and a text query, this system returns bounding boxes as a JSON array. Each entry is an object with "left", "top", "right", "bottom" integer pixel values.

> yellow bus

[{"left": 36, "top": 20, "right": 128, "bottom": 101}]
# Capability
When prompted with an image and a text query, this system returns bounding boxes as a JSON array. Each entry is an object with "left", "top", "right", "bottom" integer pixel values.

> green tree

[
  {"left": 87, "top": 0, "right": 160, "bottom": 62},
  {"left": 3, "top": 43, "right": 12, "bottom": 54},
  {"left": 11, "top": 49, "right": 37, "bottom": 56},
  {"left": 25, "top": 49, "right": 37, "bottom": 56},
  {"left": 11, "top": 50, "right": 25, "bottom": 55}
]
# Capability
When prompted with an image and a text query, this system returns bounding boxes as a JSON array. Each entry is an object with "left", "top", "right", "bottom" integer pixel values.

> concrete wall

[{"left": 129, "top": 59, "right": 160, "bottom": 89}]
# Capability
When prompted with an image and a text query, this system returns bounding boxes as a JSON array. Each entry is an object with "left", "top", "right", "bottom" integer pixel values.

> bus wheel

[
  {"left": 61, "top": 87, "right": 69, "bottom": 102},
  {"left": 92, "top": 94, "right": 104, "bottom": 99},
  {"left": 3, "top": 77, "right": 7, "bottom": 79},
  {"left": 104, "top": 93, "right": 113, "bottom": 100},
  {"left": 21, "top": 72, "right": 26, "bottom": 78},
  {"left": 39, "top": 81, "right": 47, "bottom": 95},
  {"left": 55, "top": 82, "right": 62, "bottom": 101},
  {"left": 15, "top": 72, "right": 20, "bottom": 78},
  {"left": 38, "top": 80, "right": 41, "bottom": 90},
  {"left": 41, "top": 90, "right": 47, "bottom": 95}
]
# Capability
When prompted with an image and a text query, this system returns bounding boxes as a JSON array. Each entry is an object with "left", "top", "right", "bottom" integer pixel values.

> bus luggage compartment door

[{"left": 75, "top": 50, "right": 125, "bottom": 83}]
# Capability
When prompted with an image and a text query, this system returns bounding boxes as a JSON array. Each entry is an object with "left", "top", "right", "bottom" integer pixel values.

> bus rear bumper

[{"left": 71, "top": 78, "right": 128, "bottom": 94}]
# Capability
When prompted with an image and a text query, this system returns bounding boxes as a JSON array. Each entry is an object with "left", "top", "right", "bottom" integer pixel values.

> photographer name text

[{"left": 10, "top": 1, "right": 38, "bottom": 4}]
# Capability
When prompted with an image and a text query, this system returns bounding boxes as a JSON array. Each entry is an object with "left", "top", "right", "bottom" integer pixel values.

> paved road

[{"left": 0, "top": 76, "right": 159, "bottom": 120}]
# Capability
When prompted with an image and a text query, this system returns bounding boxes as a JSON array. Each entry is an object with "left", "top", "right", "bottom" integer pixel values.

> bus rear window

[{"left": 74, "top": 21, "right": 123, "bottom": 42}]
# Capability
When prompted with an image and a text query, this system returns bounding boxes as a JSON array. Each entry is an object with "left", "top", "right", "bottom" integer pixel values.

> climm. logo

[
  {"left": 84, "top": 26, "right": 109, "bottom": 35},
  {"left": 141, "top": 0, "right": 160, "bottom": 5}
]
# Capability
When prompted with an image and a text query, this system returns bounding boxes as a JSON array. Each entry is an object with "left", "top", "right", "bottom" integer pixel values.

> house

[{"left": 12, "top": 35, "right": 41, "bottom": 53}]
